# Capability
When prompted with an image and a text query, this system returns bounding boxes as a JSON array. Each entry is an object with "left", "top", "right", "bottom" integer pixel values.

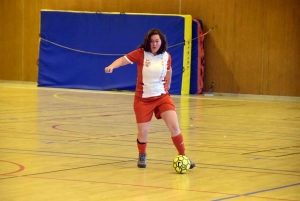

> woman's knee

[
  {"left": 169, "top": 125, "right": 181, "bottom": 135},
  {"left": 137, "top": 122, "right": 150, "bottom": 141},
  {"left": 138, "top": 128, "right": 148, "bottom": 136}
]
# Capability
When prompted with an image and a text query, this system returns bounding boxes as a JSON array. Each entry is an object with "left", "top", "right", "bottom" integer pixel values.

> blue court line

[
  {"left": 212, "top": 182, "right": 300, "bottom": 201},
  {"left": 1, "top": 148, "right": 300, "bottom": 174},
  {"left": 200, "top": 162, "right": 300, "bottom": 174}
]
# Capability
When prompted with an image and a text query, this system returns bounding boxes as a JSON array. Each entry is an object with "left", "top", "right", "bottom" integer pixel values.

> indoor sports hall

[{"left": 1, "top": 1, "right": 300, "bottom": 201}]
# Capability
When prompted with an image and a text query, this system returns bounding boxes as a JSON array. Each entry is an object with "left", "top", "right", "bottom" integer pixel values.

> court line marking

[
  {"left": 0, "top": 160, "right": 25, "bottom": 175},
  {"left": 0, "top": 135, "right": 295, "bottom": 160},
  {"left": 0, "top": 152, "right": 299, "bottom": 200},
  {"left": 1, "top": 147, "right": 299, "bottom": 175},
  {"left": 0, "top": 151, "right": 277, "bottom": 179},
  {"left": 52, "top": 91, "right": 300, "bottom": 104},
  {"left": 199, "top": 162, "right": 300, "bottom": 174},
  {"left": 3, "top": 84, "right": 299, "bottom": 104},
  {"left": 24, "top": 175, "right": 238, "bottom": 197},
  {"left": 212, "top": 182, "right": 300, "bottom": 201},
  {"left": 0, "top": 160, "right": 133, "bottom": 181},
  {"left": 1, "top": 133, "right": 295, "bottom": 158},
  {"left": 13, "top": 175, "right": 299, "bottom": 201}
]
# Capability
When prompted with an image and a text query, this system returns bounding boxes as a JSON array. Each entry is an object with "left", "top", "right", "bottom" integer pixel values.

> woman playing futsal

[{"left": 104, "top": 28, "right": 195, "bottom": 169}]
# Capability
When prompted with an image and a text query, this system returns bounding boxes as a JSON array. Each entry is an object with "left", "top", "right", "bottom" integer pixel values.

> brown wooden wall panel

[
  {"left": 232, "top": 0, "right": 265, "bottom": 94},
  {"left": 1, "top": 0, "right": 299, "bottom": 96},
  {"left": 39, "top": 0, "right": 103, "bottom": 12},
  {"left": 182, "top": 0, "right": 300, "bottom": 96},
  {"left": 100, "top": 0, "right": 180, "bottom": 14},
  {"left": 263, "top": 0, "right": 300, "bottom": 96},
  {"left": 0, "top": 0, "right": 23, "bottom": 80},
  {"left": 182, "top": 0, "right": 236, "bottom": 93},
  {"left": 23, "top": 0, "right": 39, "bottom": 81}
]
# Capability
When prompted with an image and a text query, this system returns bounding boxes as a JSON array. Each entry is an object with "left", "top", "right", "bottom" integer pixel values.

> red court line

[
  {"left": 23, "top": 175, "right": 240, "bottom": 196},
  {"left": 23, "top": 175, "right": 299, "bottom": 200},
  {"left": 0, "top": 160, "right": 25, "bottom": 175}
]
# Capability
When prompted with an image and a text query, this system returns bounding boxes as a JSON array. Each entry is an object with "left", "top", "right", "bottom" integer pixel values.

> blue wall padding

[
  {"left": 38, "top": 11, "right": 187, "bottom": 94},
  {"left": 190, "top": 20, "right": 200, "bottom": 94}
]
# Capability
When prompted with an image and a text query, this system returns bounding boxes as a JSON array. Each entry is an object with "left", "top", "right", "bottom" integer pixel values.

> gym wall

[{"left": 0, "top": 0, "right": 299, "bottom": 96}]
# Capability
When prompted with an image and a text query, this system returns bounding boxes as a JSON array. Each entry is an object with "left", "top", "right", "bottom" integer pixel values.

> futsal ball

[{"left": 173, "top": 155, "right": 191, "bottom": 174}]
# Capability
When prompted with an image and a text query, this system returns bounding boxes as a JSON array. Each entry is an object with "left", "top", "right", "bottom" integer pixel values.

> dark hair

[{"left": 139, "top": 28, "right": 168, "bottom": 54}]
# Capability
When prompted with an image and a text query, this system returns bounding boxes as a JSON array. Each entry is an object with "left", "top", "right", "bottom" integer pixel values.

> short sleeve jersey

[{"left": 125, "top": 48, "right": 172, "bottom": 98}]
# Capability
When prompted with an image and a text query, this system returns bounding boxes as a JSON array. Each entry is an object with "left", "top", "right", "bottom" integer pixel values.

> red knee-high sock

[
  {"left": 137, "top": 139, "right": 147, "bottom": 154},
  {"left": 171, "top": 133, "right": 185, "bottom": 155}
]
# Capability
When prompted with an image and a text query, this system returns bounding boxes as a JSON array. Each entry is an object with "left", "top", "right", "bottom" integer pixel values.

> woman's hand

[
  {"left": 104, "top": 57, "right": 130, "bottom": 73},
  {"left": 105, "top": 66, "right": 114, "bottom": 73}
]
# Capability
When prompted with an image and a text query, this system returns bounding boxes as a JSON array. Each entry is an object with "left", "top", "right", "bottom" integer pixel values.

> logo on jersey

[{"left": 144, "top": 59, "right": 151, "bottom": 67}]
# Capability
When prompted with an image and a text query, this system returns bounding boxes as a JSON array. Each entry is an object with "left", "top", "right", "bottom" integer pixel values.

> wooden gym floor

[{"left": 0, "top": 81, "right": 300, "bottom": 201}]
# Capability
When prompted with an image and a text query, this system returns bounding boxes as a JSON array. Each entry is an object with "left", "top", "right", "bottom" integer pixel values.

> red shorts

[{"left": 134, "top": 94, "right": 176, "bottom": 123}]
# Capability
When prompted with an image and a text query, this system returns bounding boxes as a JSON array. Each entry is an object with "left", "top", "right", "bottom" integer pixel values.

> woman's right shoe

[
  {"left": 137, "top": 153, "right": 147, "bottom": 168},
  {"left": 189, "top": 159, "right": 195, "bottom": 169}
]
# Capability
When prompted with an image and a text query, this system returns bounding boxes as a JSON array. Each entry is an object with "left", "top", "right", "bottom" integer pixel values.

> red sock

[
  {"left": 171, "top": 133, "right": 185, "bottom": 155},
  {"left": 137, "top": 139, "right": 147, "bottom": 154}
]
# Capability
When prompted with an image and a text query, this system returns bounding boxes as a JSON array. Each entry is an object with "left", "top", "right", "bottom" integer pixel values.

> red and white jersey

[{"left": 125, "top": 48, "right": 171, "bottom": 98}]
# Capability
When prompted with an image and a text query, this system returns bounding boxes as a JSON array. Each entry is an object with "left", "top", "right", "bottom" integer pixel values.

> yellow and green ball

[{"left": 173, "top": 155, "right": 191, "bottom": 174}]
